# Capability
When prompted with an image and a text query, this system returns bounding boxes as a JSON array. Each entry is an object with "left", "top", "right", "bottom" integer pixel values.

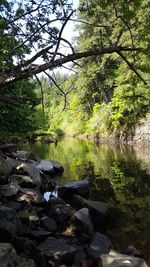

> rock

[
  {"left": 50, "top": 204, "right": 75, "bottom": 225},
  {"left": 1, "top": 182, "right": 20, "bottom": 197},
  {"left": 12, "top": 150, "right": 39, "bottom": 162},
  {"left": 40, "top": 216, "right": 57, "bottom": 232},
  {"left": 71, "top": 208, "right": 93, "bottom": 235},
  {"left": 38, "top": 237, "right": 76, "bottom": 265},
  {"left": 9, "top": 174, "right": 35, "bottom": 188},
  {"left": 16, "top": 162, "right": 41, "bottom": 186},
  {"left": 101, "top": 249, "right": 148, "bottom": 267},
  {"left": 72, "top": 195, "right": 108, "bottom": 224},
  {"left": 37, "top": 160, "right": 54, "bottom": 174},
  {"left": 5, "top": 200, "right": 22, "bottom": 210},
  {"left": 37, "top": 160, "right": 64, "bottom": 175},
  {"left": 0, "top": 156, "right": 12, "bottom": 184},
  {"left": 0, "top": 144, "right": 17, "bottom": 153},
  {"left": 51, "top": 160, "right": 64, "bottom": 173},
  {"left": 0, "top": 242, "right": 34, "bottom": 267},
  {"left": 47, "top": 197, "right": 66, "bottom": 211},
  {"left": 87, "top": 232, "right": 111, "bottom": 260},
  {"left": 0, "top": 206, "right": 22, "bottom": 241},
  {"left": 58, "top": 179, "right": 90, "bottom": 199},
  {"left": 30, "top": 229, "right": 52, "bottom": 239},
  {"left": 16, "top": 188, "right": 45, "bottom": 205},
  {"left": 7, "top": 156, "right": 21, "bottom": 169}
]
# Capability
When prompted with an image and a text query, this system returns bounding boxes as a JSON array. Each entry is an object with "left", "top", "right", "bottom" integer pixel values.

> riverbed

[{"left": 19, "top": 136, "right": 150, "bottom": 263}]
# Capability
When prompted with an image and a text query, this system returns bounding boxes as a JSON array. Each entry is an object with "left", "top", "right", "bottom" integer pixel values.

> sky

[{"left": 62, "top": 0, "right": 79, "bottom": 43}]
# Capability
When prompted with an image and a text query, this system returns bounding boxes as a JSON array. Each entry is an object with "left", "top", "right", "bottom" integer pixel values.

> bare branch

[
  {"left": 51, "top": 10, "right": 75, "bottom": 62},
  {"left": 44, "top": 71, "right": 67, "bottom": 110},
  {"left": 34, "top": 74, "right": 45, "bottom": 115},
  {"left": 8, "top": 0, "right": 45, "bottom": 25},
  {"left": 117, "top": 51, "right": 147, "bottom": 85},
  {"left": 0, "top": 46, "right": 144, "bottom": 87}
]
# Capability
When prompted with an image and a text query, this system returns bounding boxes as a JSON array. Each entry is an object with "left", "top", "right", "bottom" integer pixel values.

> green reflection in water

[{"left": 19, "top": 137, "right": 150, "bottom": 262}]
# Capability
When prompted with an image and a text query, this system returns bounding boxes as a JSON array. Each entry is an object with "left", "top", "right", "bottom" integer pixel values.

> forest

[{"left": 0, "top": 0, "right": 150, "bottom": 140}]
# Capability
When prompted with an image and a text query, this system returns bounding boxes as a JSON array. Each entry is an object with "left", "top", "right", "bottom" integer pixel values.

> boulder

[
  {"left": 0, "top": 144, "right": 17, "bottom": 153},
  {"left": 0, "top": 206, "right": 22, "bottom": 241},
  {"left": 87, "top": 232, "right": 111, "bottom": 260},
  {"left": 71, "top": 208, "right": 93, "bottom": 235},
  {"left": 16, "top": 188, "right": 45, "bottom": 205},
  {"left": 58, "top": 179, "right": 90, "bottom": 199},
  {"left": 0, "top": 243, "right": 34, "bottom": 267},
  {"left": 72, "top": 195, "right": 108, "bottom": 223},
  {"left": 38, "top": 237, "right": 76, "bottom": 265},
  {"left": 12, "top": 150, "right": 39, "bottom": 162},
  {"left": 37, "top": 160, "right": 64, "bottom": 175},
  {"left": 50, "top": 204, "right": 75, "bottom": 225},
  {"left": 1, "top": 183, "right": 20, "bottom": 197},
  {"left": 0, "top": 156, "right": 12, "bottom": 184},
  {"left": 7, "top": 156, "right": 21, "bottom": 169},
  {"left": 16, "top": 162, "right": 41, "bottom": 186},
  {"left": 9, "top": 174, "right": 35, "bottom": 188},
  {"left": 30, "top": 229, "right": 52, "bottom": 239},
  {"left": 101, "top": 250, "right": 148, "bottom": 267},
  {"left": 5, "top": 200, "right": 22, "bottom": 210},
  {"left": 40, "top": 216, "right": 57, "bottom": 232}
]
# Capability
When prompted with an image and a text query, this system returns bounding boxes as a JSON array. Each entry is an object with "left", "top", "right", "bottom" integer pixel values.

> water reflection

[{"left": 19, "top": 137, "right": 150, "bottom": 262}]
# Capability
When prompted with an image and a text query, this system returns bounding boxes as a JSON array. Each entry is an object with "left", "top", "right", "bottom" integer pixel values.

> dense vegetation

[{"left": 0, "top": 0, "right": 149, "bottom": 140}]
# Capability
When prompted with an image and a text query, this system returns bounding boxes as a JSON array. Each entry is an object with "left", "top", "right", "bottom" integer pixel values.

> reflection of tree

[{"left": 111, "top": 161, "right": 150, "bottom": 198}]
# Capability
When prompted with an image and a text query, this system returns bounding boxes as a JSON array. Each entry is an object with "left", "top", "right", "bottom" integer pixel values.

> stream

[{"left": 19, "top": 136, "right": 150, "bottom": 262}]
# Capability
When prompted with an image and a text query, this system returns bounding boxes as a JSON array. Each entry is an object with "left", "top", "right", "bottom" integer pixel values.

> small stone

[
  {"left": 40, "top": 216, "right": 57, "bottom": 232},
  {"left": 88, "top": 232, "right": 111, "bottom": 259},
  {"left": 101, "top": 249, "right": 148, "bottom": 267},
  {"left": 38, "top": 237, "right": 76, "bottom": 264},
  {"left": 71, "top": 208, "right": 93, "bottom": 235}
]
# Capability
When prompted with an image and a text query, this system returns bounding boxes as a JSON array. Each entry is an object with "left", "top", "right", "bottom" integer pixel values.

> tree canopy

[{"left": 0, "top": 0, "right": 147, "bottom": 93}]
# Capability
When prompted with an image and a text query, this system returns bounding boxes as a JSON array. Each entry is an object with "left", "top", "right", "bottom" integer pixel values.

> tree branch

[
  {"left": 117, "top": 51, "right": 147, "bottom": 85},
  {"left": 0, "top": 46, "right": 145, "bottom": 87}
]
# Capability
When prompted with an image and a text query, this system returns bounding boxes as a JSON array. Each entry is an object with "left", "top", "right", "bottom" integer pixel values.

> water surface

[{"left": 19, "top": 137, "right": 150, "bottom": 262}]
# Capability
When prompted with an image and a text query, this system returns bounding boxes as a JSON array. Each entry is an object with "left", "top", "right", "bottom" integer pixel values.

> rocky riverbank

[{"left": 0, "top": 144, "right": 148, "bottom": 267}]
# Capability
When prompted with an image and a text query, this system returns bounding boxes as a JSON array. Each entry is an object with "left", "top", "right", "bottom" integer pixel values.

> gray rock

[
  {"left": 37, "top": 160, "right": 64, "bottom": 175},
  {"left": 16, "top": 188, "right": 45, "bottom": 205},
  {"left": 58, "top": 179, "right": 90, "bottom": 199},
  {"left": 30, "top": 229, "right": 52, "bottom": 239},
  {"left": 71, "top": 208, "right": 93, "bottom": 235},
  {"left": 0, "top": 144, "right": 17, "bottom": 153},
  {"left": 47, "top": 197, "right": 66, "bottom": 210},
  {"left": 0, "top": 206, "right": 22, "bottom": 240},
  {"left": 101, "top": 249, "right": 148, "bottom": 267},
  {"left": 88, "top": 232, "right": 111, "bottom": 259},
  {"left": 0, "top": 156, "right": 12, "bottom": 183},
  {"left": 37, "top": 160, "right": 54, "bottom": 174},
  {"left": 40, "top": 216, "right": 57, "bottom": 232},
  {"left": 0, "top": 243, "right": 34, "bottom": 267},
  {"left": 72, "top": 195, "right": 108, "bottom": 223},
  {"left": 51, "top": 204, "right": 75, "bottom": 224},
  {"left": 12, "top": 150, "right": 38, "bottom": 162},
  {"left": 38, "top": 237, "right": 76, "bottom": 264},
  {"left": 1, "top": 183, "right": 20, "bottom": 197},
  {"left": 16, "top": 162, "right": 41, "bottom": 186},
  {"left": 7, "top": 156, "right": 21, "bottom": 168},
  {"left": 5, "top": 200, "right": 22, "bottom": 210},
  {"left": 9, "top": 174, "right": 35, "bottom": 188}
]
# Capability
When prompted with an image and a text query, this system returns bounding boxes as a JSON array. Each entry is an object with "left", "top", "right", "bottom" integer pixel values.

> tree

[{"left": 0, "top": 0, "right": 146, "bottom": 105}]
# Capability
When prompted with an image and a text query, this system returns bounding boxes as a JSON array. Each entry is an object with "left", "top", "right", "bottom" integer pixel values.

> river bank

[{"left": 0, "top": 143, "right": 149, "bottom": 266}]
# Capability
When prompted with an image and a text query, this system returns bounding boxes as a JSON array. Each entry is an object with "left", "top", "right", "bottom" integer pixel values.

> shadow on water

[{"left": 19, "top": 137, "right": 150, "bottom": 262}]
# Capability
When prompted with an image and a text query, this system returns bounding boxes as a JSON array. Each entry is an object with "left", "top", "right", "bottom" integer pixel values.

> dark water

[{"left": 19, "top": 137, "right": 150, "bottom": 262}]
